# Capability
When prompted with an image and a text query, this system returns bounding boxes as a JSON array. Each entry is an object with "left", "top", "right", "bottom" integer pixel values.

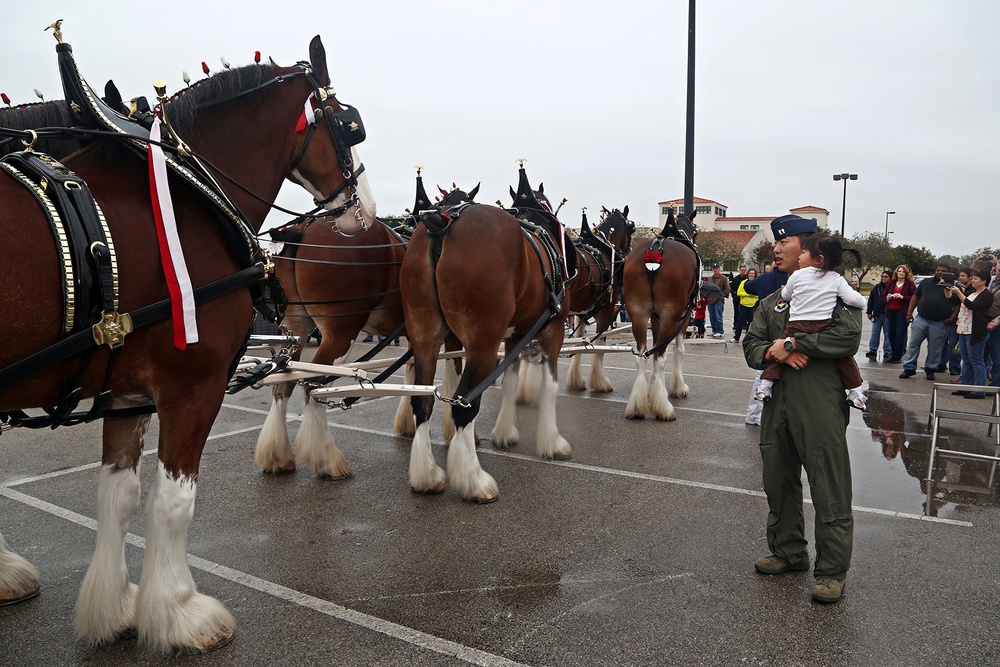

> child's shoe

[
  {"left": 846, "top": 390, "right": 867, "bottom": 411},
  {"left": 753, "top": 385, "right": 772, "bottom": 402}
]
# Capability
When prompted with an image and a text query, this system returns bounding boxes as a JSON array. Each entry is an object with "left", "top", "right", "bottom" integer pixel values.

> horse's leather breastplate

[{"left": 1, "top": 150, "right": 119, "bottom": 336}]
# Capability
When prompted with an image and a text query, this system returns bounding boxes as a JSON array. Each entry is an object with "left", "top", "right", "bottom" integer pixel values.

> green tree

[
  {"left": 749, "top": 239, "right": 774, "bottom": 271},
  {"left": 844, "top": 231, "right": 895, "bottom": 283},
  {"left": 696, "top": 230, "right": 745, "bottom": 272},
  {"left": 891, "top": 244, "right": 937, "bottom": 275}
]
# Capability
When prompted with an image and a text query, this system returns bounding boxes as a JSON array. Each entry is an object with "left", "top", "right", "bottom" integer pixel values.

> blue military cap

[{"left": 770, "top": 214, "right": 817, "bottom": 240}]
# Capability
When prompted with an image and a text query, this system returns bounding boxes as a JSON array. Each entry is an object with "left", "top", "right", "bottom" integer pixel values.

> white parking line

[{"left": 0, "top": 484, "right": 530, "bottom": 667}]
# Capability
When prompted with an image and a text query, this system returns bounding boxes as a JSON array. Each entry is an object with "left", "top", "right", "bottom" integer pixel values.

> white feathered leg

[
  {"left": 648, "top": 354, "right": 677, "bottom": 421},
  {"left": 296, "top": 392, "right": 352, "bottom": 479},
  {"left": 565, "top": 354, "right": 586, "bottom": 391},
  {"left": 447, "top": 420, "right": 498, "bottom": 503},
  {"left": 440, "top": 358, "right": 460, "bottom": 443},
  {"left": 393, "top": 363, "right": 416, "bottom": 437},
  {"left": 409, "top": 421, "right": 446, "bottom": 493},
  {"left": 490, "top": 363, "right": 520, "bottom": 449},
  {"left": 255, "top": 391, "right": 296, "bottom": 473},
  {"left": 669, "top": 337, "right": 690, "bottom": 398},
  {"left": 536, "top": 364, "right": 572, "bottom": 460},
  {"left": 75, "top": 463, "right": 141, "bottom": 643},
  {"left": 589, "top": 351, "right": 614, "bottom": 393},
  {"left": 515, "top": 356, "right": 543, "bottom": 405},
  {"left": 0, "top": 533, "right": 40, "bottom": 605},
  {"left": 625, "top": 353, "right": 650, "bottom": 419},
  {"left": 135, "top": 462, "right": 235, "bottom": 653}
]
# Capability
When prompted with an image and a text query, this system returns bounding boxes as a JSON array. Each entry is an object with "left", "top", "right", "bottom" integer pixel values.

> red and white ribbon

[
  {"left": 294, "top": 92, "right": 318, "bottom": 133},
  {"left": 148, "top": 117, "right": 198, "bottom": 349}
]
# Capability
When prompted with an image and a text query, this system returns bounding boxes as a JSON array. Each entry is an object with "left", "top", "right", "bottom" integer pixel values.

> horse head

[
  {"left": 596, "top": 206, "right": 634, "bottom": 255},
  {"left": 163, "top": 35, "right": 375, "bottom": 234},
  {"left": 436, "top": 182, "right": 480, "bottom": 208},
  {"left": 658, "top": 208, "right": 698, "bottom": 244}
]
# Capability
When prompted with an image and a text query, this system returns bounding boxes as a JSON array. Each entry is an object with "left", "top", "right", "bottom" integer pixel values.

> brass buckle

[{"left": 92, "top": 310, "right": 133, "bottom": 349}]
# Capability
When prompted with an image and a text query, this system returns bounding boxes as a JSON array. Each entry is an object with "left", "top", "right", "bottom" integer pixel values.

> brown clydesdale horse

[
  {"left": 563, "top": 206, "right": 635, "bottom": 392},
  {"left": 254, "top": 178, "right": 478, "bottom": 478},
  {"left": 400, "top": 169, "right": 571, "bottom": 503},
  {"left": 621, "top": 210, "right": 700, "bottom": 420},
  {"left": 0, "top": 37, "right": 372, "bottom": 652}
]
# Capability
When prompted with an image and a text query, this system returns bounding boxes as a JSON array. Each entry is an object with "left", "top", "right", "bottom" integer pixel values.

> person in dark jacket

[
  {"left": 949, "top": 267, "right": 995, "bottom": 398},
  {"left": 865, "top": 270, "right": 892, "bottom": 358}
]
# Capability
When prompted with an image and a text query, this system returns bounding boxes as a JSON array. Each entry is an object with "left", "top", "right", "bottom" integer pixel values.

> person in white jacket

[{"left": 754, "top": 233, "right": 869, "bottom": 410}]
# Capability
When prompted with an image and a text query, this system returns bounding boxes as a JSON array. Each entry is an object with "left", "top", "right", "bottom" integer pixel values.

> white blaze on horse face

[{"left": 291, "top": 148, "right": 375, "bottom": 234}]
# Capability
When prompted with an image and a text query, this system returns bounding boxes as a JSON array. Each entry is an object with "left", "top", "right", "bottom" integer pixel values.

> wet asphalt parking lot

[{"left": 2, "top": 317, "right": 999, "bottom": 666}]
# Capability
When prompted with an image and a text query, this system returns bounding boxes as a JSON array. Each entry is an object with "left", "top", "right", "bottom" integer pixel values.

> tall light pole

[
  {"left": 833, "top": 173, "right": 858, "bottom": 238},
  {"left": 884, "top": 211, "right": 895, "bottom": 241}
]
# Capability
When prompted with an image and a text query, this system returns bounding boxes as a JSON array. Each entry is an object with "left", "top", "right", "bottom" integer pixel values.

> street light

[
  {"left": 884, "top": 211, "right": 895, "bottom": 241},
  {"left": 833, "top": 173, "right": 858, "bottom": 237}
]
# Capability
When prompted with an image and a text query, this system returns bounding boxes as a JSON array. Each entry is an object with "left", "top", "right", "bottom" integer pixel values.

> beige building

[{"left": 653, "top": 198, "right": 831, "bottom": 269}]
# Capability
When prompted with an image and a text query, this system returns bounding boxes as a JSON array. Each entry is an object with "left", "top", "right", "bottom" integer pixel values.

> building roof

[
  {"left": 658, "top": 196, "right": 726, "bottom": 207},
  {"left": 707, "top": 230, "right": 760, "bottom": 250},
  {"left": 789, "top": 205, "right": 829, "bottom": 212},
  {"left": 719, "top": 216, "right": 772, "bottom": 222}
]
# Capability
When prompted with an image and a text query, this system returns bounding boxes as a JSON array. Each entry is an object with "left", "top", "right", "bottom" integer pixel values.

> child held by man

[{"left": 754, "top": 233, "right": 869, "bottom": 410}]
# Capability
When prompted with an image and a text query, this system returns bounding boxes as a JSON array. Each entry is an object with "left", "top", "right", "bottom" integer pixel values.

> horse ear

[
  {"left": 103, "top": 80, "right": 124, "bottom": 113},
  {"left": 509, "top": 185, "right": 516, "bottom": 202},
  {"left": 309, "top": 35, "right": 329, "bottom": 84},
  {"left": 469, "top": 182, "right": 481, "bottom": 200},
  {"left": 438, "top": 185, "right": 449, "bottom": 196},
  {"left": 538, "top": 182, "right": 544, "bottom": 194},
  {"left": 623, "top": 205, "right": 629, "bottom": 219}
]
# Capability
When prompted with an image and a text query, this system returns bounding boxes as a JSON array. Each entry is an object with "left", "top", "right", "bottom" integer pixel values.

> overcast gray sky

[{"left": 7, "top": 1, "right": 998, "bottom": 256}]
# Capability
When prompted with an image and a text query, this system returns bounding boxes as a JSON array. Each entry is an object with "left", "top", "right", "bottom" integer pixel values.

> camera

[{"left": 939, "top": 272, "right": 956, "bottom": 288}]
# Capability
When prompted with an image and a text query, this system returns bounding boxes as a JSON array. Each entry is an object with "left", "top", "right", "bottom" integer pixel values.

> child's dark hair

[{"left": 801, "top": 233, "right": 861, "bottom": 272}]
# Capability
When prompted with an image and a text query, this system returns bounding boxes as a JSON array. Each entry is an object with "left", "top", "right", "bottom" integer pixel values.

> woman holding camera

[
  {"left": 883, "top": 264, "right": 916, "bottom": 363},
  {"left": 950, "top": 267, "right": 994, "bottom": 398}
]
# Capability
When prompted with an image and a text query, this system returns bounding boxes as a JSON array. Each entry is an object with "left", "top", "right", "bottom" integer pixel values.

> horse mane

[
  {"left": 163, "top": 64, "right": 274, "bottom": 136},
  {"left": 0, "top": 100, "right": 82, "bottom": 158}
]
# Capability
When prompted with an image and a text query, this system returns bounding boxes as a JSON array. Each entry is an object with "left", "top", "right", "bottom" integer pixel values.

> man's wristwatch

[{"left": 783, "top": 337, "right": 794, "bottom": 351}]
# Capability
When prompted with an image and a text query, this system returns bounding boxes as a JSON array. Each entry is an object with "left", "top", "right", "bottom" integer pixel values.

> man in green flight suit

[{"left": 742, "top": 214, "right": 863, "bottom": 604}]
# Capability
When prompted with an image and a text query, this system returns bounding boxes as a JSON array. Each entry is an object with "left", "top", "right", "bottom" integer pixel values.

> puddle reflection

[{"left": 859, "top": 393, "right": 999, "bottom": 518}]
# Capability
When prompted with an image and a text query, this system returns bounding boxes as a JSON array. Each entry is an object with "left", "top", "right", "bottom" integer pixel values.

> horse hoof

[
  {"left": 178, "top": 628, "right": 236, "bottom": 655},
  {"left": 654, "top": 413, "right": 677, "bottom": 422},
  {"left": 261, "top": 464, "right": 296, "bottom": 475},
  {"left": 0, "top": 583, "right": 39, "bottom": 606},
  {"left": 471, "top": 491, "right": 499, "bottom": 504},
  {"left": 552, "top": 450, "right": 572, "bottom": 461},
  {"left": 411, "top": 484, "right": 446, "bottom": 495},
  {"left": 625, "top": 413, "right": 646, "bottom": 420},
  {"left": 115, "top": 627, "right": 138, "bottom": 641}
]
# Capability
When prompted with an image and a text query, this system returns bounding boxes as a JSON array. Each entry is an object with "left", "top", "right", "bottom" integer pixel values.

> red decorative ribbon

[{"left": 645, "top": 250, "right": 662, "bottom": 263}]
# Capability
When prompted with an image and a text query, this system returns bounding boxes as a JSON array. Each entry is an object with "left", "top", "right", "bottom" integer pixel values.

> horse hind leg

[
  {"left": 0, "top": 534, "right": 40, "bottom": 606},
  {"left": 625, "top": 353, "right": 650, "bottom": 419},
  {"left": 648, "top": 353, "right": 677, "bottom": 421},
  {"left": 409, "top": 344, "right": 446, "bottom": 494},
  {"left": 255, "top": 381, "right": 297, "bottom": 474},
  {"left": 75, "top": 414, "right": 148, "bottom": 643},
  {"left": 447, "top": 350, "right": 499, "bottom": 502},
  {"left": 440, "top": 355, "right": 461, "bottom": 443},
  {"left": 297, "top": 389, "right": 352, "bottom": 480}
]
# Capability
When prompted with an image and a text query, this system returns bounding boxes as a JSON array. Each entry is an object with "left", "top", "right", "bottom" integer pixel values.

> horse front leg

[
  {"left": 255, "top": 380, "right": 297, "bottom": 474},
  {"left": 588, "top": 350, "right": 614, "bottom": 393},
  {"left": 75, "top": 412, "right": 148, "bottom": 644},
  {"left": 135, "top": 388, "right": 235, "bottom": 653},
  {"left": 490, "top": 348, "right": 520, "bottom": 449},
  {"left": 393, "top": 360, "right": 417, "bottom": 437},
  {"left": 669, "top": 336, "right": 690, "bottom": 398},
  {"left": 297, "top": 388, "right": 352, "bottom": 480},
  {"left": 0, "top": 534, "right": 40, "bottom": 606},
  {"left": 565, "top": 353, "right": 587, "bottom": 391},
  {"left": 537, "top": 351, "right": 572, "bottom": 460}
]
